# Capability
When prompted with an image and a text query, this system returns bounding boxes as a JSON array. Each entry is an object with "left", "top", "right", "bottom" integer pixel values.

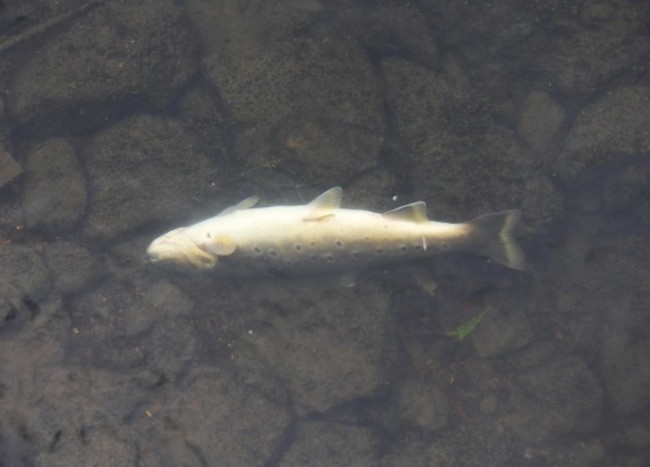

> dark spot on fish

[
  {"left": 206, "top": 233, "right": 211, "bottom": 238},
  {"left": 364, "top": 237, "right": 369, "bottom": 241},
  {"left": 310, "top": 241, "right": 315, "bottom": 246},
  {"left": 352, "top": 251, "right": 360, "bottom": 258},
  {"left": 295, "top": 244, "right": 302, "bottom": 251},
  {"left": 441, "top": 243, "right": 449, "bottom": 250},
  {"left": 325, "top": 254, "right": 334, "bottom": 262},
  {"left": 335, "top": 240, "right": 343, "bottom": 248},
  {"left": 310, "top": 255, "right": 318, "bottom": 261},
  {"left": 399, "top": 245, "right": 407, "bottom": 252},
  {"left": 414, "top": 244, "right": 423, "bottom": 250},
  {"left": 376, "top": 248, "right": 383, "bottom": 254},
  {"left": 253, "top": 246, "right": 262, "bottom": 254},
  {"left": 268, "top": 249, "right": 278, "bottom": 257}
]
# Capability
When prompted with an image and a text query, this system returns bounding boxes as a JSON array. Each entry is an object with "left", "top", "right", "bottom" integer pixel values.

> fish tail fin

[{"left": 468, "top": 209, "right": 526, "bottom": 271}]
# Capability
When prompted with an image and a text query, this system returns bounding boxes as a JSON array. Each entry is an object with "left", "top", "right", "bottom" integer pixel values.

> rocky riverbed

[{"left": 1, "top": 1, "right": 649, "bottom": 466}]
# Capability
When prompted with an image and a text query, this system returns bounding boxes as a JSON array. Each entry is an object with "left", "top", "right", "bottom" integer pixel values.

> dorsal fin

[
  {"left": 307, "top": 187, "right": 342, "bottom": 210},
  {"left": 383, "top": 201, "right": 428, "bottom": 223},
  {"left": 218, "top": 196, "right": 259, "bottom": 216},
  {"left": 304, "top": 187, "right": 342, "bottom": 221}
]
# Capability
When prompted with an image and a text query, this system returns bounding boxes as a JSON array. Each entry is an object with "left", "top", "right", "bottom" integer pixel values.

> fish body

[{"left": 146, "top": 187, "right": 525, "bottom": 277}]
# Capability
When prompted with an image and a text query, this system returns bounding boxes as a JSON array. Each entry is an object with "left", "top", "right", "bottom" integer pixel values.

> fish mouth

[
  {"left": 146, "top": 237, "right": 217, "bottom": 270},
  {"left": 146, "top": 242, "right": 162, "bottom": 262},
  {"left": 146, "top": 241, "right": 179, "bottom": 265},
  {"left": 147, "top": 252, "right": 161, "bottom": 263}
]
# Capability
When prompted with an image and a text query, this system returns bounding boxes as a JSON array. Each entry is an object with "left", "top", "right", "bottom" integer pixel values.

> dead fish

[{"left": 146, "top": 187, "right": 525, "bottom": 278}]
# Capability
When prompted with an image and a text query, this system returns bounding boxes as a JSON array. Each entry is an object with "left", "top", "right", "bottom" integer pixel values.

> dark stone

[
  {"left": 7, "top": 0, "right": 200, "bottom": 135},
  {"left": 0, "top": 244, "right": 49, "bottom": 300},
  {"left": 21, "top": 139, "right": 86, "bottom": 232},
  {"left": 517, "top": 91, "right": 566, "bottom": 155},
  {"left": 471, "top": 299, "right": 535, "bottom": 358},
  {"left": 503, "top": 356, "right": 603, "bottom": 443},
  {"left": 135, "top": 366, "right": 290, "bottom": 466},
  {"left": 208, "top": 281, "right": 396, "bottom": 414},
  {"left": 203, "top": 26, "right": 383, "bottom": 189},
  {"left": 43, "top": 241, "right": 102, "bottom": 294},
  {"left": 282, "top": 421, "right": 378, "bottom": 466},
  {"left": 396, "top": 379, "right": 449, "bottom": 430},
  {"left": 83, "top": 115, "right": 219, "bottom": 240},
  {"left": 556, "top": 86, "right": 650, "bottom": 181}
]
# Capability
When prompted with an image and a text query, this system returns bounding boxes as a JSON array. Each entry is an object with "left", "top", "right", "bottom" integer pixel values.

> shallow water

[{"left": 1, "top": 1, "right": 649, "bottom": 466}]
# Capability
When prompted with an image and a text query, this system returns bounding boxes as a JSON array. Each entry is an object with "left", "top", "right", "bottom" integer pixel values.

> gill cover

[
  {"left": 203, "top": 234, "right": 237, "bottom": 256},
  {"left": 147, "top": 227, "right": 219, "bottom": 270},
  {"left": 188, "top": 243, "right": 218, "bottom": 269}
]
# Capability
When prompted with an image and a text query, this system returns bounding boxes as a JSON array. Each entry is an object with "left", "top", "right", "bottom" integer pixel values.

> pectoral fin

[{"left": 205, "top": 234, "right": 237, "bottom": 255}]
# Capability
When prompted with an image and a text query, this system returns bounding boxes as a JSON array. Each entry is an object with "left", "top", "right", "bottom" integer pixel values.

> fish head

[{"left": 147, "top": 227, "right": 217, "bottom": 270}]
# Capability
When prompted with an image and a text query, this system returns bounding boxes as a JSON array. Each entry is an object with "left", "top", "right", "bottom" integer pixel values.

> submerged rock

[
  {"left": 83, "top": 115, "right": 219, "bottom": 240},
  {"left": 68, "top": 278, "right": 196, "bottom": 373},
  {"left": 396, "top": 379, "right": 449, "bottom": 430},
  {"left": 339, "top": 6, "right": 440, "bottom": 66},
  {"left": 207, "top": 281, "right": 397, "bottom": 414},
  {"left": 517, "top": 90, "right": 566, "bottom": 155},
  {"left": 21, "top": 139, "right": 86, "bottom": 232},
  {"left": 42, "top": 241, "right": 102, "bottom": 294},
  {"left": 281, "top": 421, "right": 378, "bottom": 466},
  {"left": 0, "top": 280, "right": 22, "bottom": 328},
  {"left": 502, "top": 356, "right": 603, "bottom": 443},
  {"left": 0, "top": 141, "right": 22, "bottom": 190},
  {"left": 471, "top": 296, "right": 535, "bottom": 358},
  {"left": 557, "top": 86, "right": 650, "bottom": 181},
  {"left": 138, "top": 366, "right": 290, "bottom": 467},
  {"left": 0, "top": 244, "right": 49, "bottom": 300},
  {"left": 202, "top": 17, "right": 384, "bottom": 188},
  {"left": 7, "top": 0, "right": 199, "bottom": 136},
  {"left": 531, "top": 2, "right": 650, "bottom": 95},
  {"left": 602, "top": 330, "right": 650, "bottom": 416}
]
